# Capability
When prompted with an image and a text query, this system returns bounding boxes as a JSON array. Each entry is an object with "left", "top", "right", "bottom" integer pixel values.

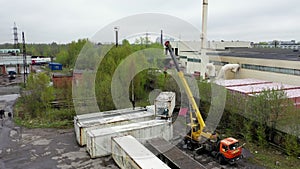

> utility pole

[
  {"left": 160, "top": 30, "right": 163, "bottom": 45},
  {"left": 146, "top": 32, "right": 149, "bottom": 47},
  {"left": 22, "top": 32, "right": 27, "bottom": 86},
  {"left": 114, "top": 26, "right": 119, "bottom": 47}
]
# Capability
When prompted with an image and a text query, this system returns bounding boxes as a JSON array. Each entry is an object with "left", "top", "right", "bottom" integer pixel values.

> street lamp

[{"left": 114, "top": 26, "right": 119, "bottom": 47}]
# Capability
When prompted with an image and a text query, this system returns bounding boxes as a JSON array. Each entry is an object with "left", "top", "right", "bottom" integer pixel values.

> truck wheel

[{"left": 218, "top": 155, "right": 224, "bottom": 165}]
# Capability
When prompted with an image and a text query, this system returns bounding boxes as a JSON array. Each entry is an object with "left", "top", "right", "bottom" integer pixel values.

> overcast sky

[{"left": 0, "top": 0, "right": 299, "bottom": 44}]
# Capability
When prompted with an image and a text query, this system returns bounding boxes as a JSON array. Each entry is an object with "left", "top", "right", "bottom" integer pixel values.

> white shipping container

[
  {"left": 112, "top": 135, "right": 170, "bottom": 169},
  {"left": 154, "top": 92, "right": 176, "bottom": 118},
  {"left": 74, "top": 106, "right": 148, "bottom": 122},
  {"left": 74, "top": 106, "right": 155, "bottom": 146},
  {"left": 86, "top": 119, "right": 173, "bottom": 158}
]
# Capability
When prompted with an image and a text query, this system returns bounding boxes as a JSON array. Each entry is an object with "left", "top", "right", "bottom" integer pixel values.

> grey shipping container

[
  {"left": 74, "top": 106, "right": 155, "bottom": 146},
  {"left": 112, "top": 135, "right": 170, "bottom": 169},
  {"left": 86, "top": 119, "right": 173, "bottom": 158}
]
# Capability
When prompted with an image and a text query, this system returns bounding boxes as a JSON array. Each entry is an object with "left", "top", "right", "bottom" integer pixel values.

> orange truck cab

[{"left": 218, "top": 137, "right": 243, "bottom": 164}]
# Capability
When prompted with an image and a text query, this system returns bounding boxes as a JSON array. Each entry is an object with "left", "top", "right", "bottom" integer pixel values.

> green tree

[
  {"left": 245, "top": 89, "right": 290, "bottom": 146},
  {"left": 21, "top": 73, "right": 54, "bottom": 118}
]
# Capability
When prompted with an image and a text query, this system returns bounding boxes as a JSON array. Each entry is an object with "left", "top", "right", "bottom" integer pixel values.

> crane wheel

[{"left": 185, "top": 140, "right": 194, "bottom": 151}]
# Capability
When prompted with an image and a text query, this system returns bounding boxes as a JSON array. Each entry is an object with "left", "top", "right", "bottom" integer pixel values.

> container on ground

[
  {"left": 74, "top": 106, "right": 155, "bottom": 146},
  {"left": 111, "top": 135, "right": 170, "bottom": 169},
  {"left": 86, "top": 119, "right": 173, "bottom": 158}
]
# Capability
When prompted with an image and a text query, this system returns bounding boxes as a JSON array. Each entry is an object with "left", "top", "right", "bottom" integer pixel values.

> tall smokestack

[
  {"left": 201, "top": 0, "right": 208, "bottom": 79},
  {"left": 13, "top": 22, "right": 19, "bottom": 49},
  {"left": 201, "top": 0, "right": 208, "bottom": 50}
]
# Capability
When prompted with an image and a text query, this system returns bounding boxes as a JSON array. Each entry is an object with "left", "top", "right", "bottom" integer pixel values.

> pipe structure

[{"left": 216, "top": 64, "right": 240, "bottom": 79}]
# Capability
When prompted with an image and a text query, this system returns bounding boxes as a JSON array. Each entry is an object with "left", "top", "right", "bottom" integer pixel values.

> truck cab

[{"left": 219, "top": 137, "right": 243, "bottom": 164}]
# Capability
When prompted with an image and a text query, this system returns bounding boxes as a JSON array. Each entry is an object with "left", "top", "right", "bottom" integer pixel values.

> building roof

[
  {"left": 49, "top": 62, "right": 62, "bottom": 66},
  {"left": 0, "top": 55, "right": 31, "bottom": 65},
  {"left": 215, "top": 78, "right": 271, "bottom": 87},
  {"left": 215, "top": 48, "right": 300, "bottom": 61},
  {"left": 284, "top": 89, "right": 300, "bottom": 99},
  {"left": 226, "top": 82, "right": 300, "bottom": 94}
]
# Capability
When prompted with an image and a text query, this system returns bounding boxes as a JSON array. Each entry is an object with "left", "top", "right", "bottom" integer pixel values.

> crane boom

[{"left": 164, "top": 41, "right": 209, "bottom": 141}]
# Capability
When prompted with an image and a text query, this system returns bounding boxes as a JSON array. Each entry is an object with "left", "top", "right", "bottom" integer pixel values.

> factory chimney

[
  {"left": 13, "top": 22, "right": 19, "bottom": 49},
  {"left": 201, "top": 0, "right": 209, "bottom": 79},
  {"left": 201, "top": 0, "right": 208, "bottom": 50}
]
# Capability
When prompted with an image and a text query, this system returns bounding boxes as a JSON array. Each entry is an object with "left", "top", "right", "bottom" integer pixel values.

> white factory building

[
  {"left": 171, "top": 40, "right": 300, "bottom": 86},
  {"left": 169, "top": 40, "right": 252, "bottom": 76}
]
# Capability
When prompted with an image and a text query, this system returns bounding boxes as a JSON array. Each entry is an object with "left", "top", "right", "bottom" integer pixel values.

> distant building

[
  {"left": 171, "top": 40, "right": 300, "bottom": 86},
  {"left": 0, "top": 55, "right": 31, "bottom": 75},
  {"left": 170, "top": 40, "right": 251, "bottom": 75},
  {"left": 52, "top": 73, "right": 72, "bottom": 88},
  {"left": 0, "top": 49, "right": 20, "bottom": 54},
  {"left": 209, "top": 48, "right": 300, "bottom": 86},
  {"left": 254, "top": 40, "right": 300, "bottom": 50}
]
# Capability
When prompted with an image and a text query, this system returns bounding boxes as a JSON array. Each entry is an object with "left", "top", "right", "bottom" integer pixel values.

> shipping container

[
  {"left": 86, "top": 119, "right": 173, "bottom": 158},
  {"left": 74, "top": 106, "right": 150, "bottom": 122},
  {"left": 112, "top": 135, "right": 170, "bottom": 169},
  {"left": 74, "top": 106, "right": 155, "bottom": 146},
  {"left": 48, "top": 62, "right": 62, "bottom": 70},
  {"left": 154, "top": 92, "right": 175, "bottom": 119}
]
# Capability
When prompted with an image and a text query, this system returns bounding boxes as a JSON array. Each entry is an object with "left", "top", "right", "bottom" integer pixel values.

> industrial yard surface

[
  {"left": 0, "top": 91, "right": 261, "bottom": 169},
  {"left": 1, "top": 124, "right": 261, "bottom": 169},
  {"left": 0, "top": 77, "right": 274, "bottom": 169}
]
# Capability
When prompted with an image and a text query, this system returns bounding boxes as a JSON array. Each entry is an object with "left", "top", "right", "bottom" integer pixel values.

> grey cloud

[{"left": 0, "top": 0, "right": 299, "bottom": 43}]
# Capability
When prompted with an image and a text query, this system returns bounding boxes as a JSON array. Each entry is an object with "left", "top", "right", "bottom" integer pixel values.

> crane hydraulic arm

[{"left": 164, "top": 41, "right": 210, "bottom": 141}]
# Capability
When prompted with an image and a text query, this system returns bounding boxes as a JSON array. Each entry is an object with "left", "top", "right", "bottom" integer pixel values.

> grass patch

[
  {"left": 14, "top": 118, "right": 72, "bottom": 129},
  {"left": 245, "top": 142, "right": 300, "bottom": 169},
  {"left": 14, "top": 108, "right": 75, "bottom": 129}
]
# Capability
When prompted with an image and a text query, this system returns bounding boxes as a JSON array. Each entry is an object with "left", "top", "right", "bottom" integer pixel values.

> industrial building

[
  {"left": 170, "top": 40, "right": 300, "bottom": 109},
  {"left": 209, "top": 48, "right": 300, "bottom": 86},
  {"left": 172, "top": 40, "right": 300, "bottom": 86},
  {"left": 254, "top": 40, "right": 300, "bottom": 50},
  {"left": 216, "top": 78, "right": 300, "bottom": 109},
  {"left": 170, "top": 40, "right": 252, "bottom": 76},
  {"left": 0, "top": 55, "right": 31, "bottom": 75}
]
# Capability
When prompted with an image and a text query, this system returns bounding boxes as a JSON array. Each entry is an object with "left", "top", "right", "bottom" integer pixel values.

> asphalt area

[
  {"left": 0, "top": 82, "right": 118, "bottom": 169},
  {"left": 0, "top": 76, "right": 262, "bottom": 169}
]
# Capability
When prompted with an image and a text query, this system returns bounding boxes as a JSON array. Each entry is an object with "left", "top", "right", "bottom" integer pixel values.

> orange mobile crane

[{"left": 165, "top": 41, "right": 243, "bottom": 164}]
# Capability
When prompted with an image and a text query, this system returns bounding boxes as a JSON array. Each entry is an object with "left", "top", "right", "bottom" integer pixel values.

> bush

[{"left": 285, "top": 134, "right": 300, "bottom": 156}]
